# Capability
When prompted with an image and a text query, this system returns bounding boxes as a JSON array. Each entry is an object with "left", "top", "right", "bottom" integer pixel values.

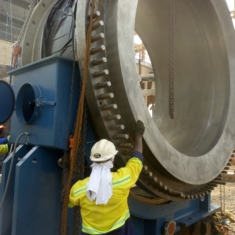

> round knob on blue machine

[{"left": 164, "top": 220, "right": 176, "bottom": 235}]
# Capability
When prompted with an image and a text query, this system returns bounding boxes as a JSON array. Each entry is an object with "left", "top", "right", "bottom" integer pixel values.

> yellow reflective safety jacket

[
  {"left": 69, "top": 151, "right": 143, "bottom": 234},
  {"left": 0, "top": 144, "right": 8, "bottom": 155}
]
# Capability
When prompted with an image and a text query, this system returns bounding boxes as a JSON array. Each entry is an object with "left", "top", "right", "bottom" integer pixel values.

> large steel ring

[
  {"left": 19, "top": 0, "right": 56, "bottom": 66},
  {"left": 76, "top": 0, "right": 235, "bottom": 200}
]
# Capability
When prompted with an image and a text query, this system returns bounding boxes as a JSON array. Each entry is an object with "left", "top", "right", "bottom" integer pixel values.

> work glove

[{"left": 135, "top": 120, "right": 145, "bottom": 136}]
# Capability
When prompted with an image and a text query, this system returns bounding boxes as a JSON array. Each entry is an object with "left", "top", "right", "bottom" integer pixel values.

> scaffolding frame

[{"left": 0, "top": 0, "right": 14, "bottom": 41}]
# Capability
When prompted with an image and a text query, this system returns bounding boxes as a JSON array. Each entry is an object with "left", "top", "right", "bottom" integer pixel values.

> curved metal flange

[
  {"left": 75, "top": 0, "right": 235, "bottom": 200},
  {"left": 19, "top": 0, "right": 57, "bottom": 66}
]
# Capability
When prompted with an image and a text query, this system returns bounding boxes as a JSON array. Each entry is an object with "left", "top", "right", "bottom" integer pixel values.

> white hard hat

[{"left": 90, "top": 139, "right": 118, "bottom": 162}]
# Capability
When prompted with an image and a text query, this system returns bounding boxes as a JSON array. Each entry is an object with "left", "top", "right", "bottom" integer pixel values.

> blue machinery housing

[{"left": 0, "top": 56, "right": 219, "bottom": 235}]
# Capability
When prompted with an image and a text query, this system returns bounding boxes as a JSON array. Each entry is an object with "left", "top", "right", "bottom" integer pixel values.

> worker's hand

[{"left": 135, "top": 120, "right": 145, "bottom": 136}]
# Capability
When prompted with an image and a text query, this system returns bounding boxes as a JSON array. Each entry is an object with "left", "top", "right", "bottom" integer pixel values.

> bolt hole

[
  {"left": 100, "top": 102, "right": 102, "bottom": 105},
  {"left": 32, "top": 21, "right": 36, "bottom": 25},
  {"left": 26, "top": 42, "right": 30, "bottom": 46},
  {"left": 32, "top": 158, "right": 37, "bottom": 163},
  {"left": 188, "top": 218, "right": 192, "bottom": 220},
  {"left": 42, "top": 3, "right": 45, "bottom": 7}
]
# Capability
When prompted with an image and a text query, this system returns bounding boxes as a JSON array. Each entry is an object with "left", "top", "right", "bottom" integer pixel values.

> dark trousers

[{"left": 81, "top": 218, "right": 135, "bottom": 235}]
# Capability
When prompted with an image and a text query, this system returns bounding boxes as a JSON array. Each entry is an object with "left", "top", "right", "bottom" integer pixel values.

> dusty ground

[{"left": 211, "top": 182, "right": 235, "bottom": 234}]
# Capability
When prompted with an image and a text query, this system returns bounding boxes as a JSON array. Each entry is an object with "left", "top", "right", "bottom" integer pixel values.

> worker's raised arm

[
  {"left": 114, "top": 120, "right": 145, "bottom": 188},
  {"left": 132, "top": 120, "right": 145, "bottom": 154}
]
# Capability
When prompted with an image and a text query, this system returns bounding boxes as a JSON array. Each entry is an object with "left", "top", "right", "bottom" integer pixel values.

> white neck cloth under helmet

[{"left": 86, "top": 159, "right": 113, "bottom": 205}]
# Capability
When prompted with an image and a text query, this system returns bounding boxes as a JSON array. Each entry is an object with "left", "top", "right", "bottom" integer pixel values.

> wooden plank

[{"left": 221, "top": 173, "right": 235, "bottom": 182}]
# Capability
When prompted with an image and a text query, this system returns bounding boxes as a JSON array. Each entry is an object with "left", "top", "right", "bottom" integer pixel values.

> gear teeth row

[
  {"left": 195, "top": 175, "right": 226, "bottom": 199},
  {"left": 87, "top": 4, "right": 134, "bottom": 164},
  {"left": 142, "top": 163, "right": 227, "bottom": 200},
  {"left": 222, "top": 154, "right": 234, "bottom": 174},
  {"left": 142, "top": 165, "right": 186, "bottom": 199}
]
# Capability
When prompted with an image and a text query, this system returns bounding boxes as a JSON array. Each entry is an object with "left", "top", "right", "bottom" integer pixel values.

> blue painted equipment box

[{"left": 9, "top": 56, "right": 80, "bottom": 150}]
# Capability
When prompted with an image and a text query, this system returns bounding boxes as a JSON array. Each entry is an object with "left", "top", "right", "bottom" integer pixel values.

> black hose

[{"left": 0, "top": 132, "right": 30, "bottom": 211}]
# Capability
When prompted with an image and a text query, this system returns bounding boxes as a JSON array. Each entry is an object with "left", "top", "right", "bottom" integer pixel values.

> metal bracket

[{"left": 36, "top": 98, "right": 56, "bottom": 107}]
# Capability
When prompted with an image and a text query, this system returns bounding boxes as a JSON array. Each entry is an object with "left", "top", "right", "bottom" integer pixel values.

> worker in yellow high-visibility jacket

[
  {"left": 0, "top": 125, "right": 10, "bottom": 169},
  {"left": 69, "top": 120, "right": 145, "bottom": 235},
  {"left": 0, "top": 135, "right": 10, "bottom": 155},
  {"left": 0, "top": 124, "right": 10, "bottom": 156}
]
